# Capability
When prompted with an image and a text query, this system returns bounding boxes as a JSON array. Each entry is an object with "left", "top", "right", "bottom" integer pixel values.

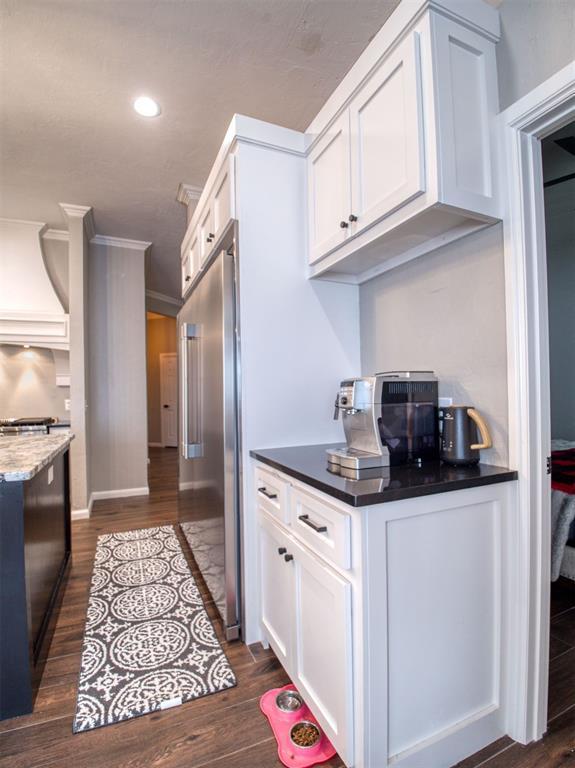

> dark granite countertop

[{"left": 250, "top": 443, "right": 517, "bottom": 507}]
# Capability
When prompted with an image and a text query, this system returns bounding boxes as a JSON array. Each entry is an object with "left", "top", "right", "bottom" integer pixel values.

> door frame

[
  {"left": 500, "top": 61, "right": 575, "bottom": 744},
  {"left": 160, "top": 352, "right": 178, "bottom": 447}
]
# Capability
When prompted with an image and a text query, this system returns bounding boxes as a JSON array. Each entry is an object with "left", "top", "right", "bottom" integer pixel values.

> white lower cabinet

[
  {"left": 258, "top": 507, "right": 354, "bottom": 765},
  {"left": 292, "top": 537, "right": 354, "bottom": 764},
  {"left": 256, "top": 462, "right": 517, "bottom": 768},
  {"left": 259, "top": 511, "right": 294, "bottom": 670}
]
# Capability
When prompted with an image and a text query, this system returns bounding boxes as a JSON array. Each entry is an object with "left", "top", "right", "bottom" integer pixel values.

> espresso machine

[{"left": 327, "top": 371, "right": 439, "bottom": 471}]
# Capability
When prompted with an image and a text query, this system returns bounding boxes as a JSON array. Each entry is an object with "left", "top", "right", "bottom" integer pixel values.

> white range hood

[{"left": 0, "top": 218, "right": 69, "bottom": 350}]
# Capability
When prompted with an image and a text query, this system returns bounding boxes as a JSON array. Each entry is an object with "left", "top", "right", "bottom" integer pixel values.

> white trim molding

[
  {"left": 90, "top": 234, "right": 152, "bottom": 252},
  {"left": 148, "top": 442, "right": 164, "bottom": 448},
  {"left": 42, "top": 228, "right": 69, "bottom": 242},
  {"left": 59, "top": 203, "right": 95, "bottom": 241},
  {"left": 71, "top": 493, "right": 94, "bottom": 520},
  {"left": 90, "top": 486, "right": 150, "bottom": 501},
  {"left": 176, "top": 182, "right": 203, "bottom": 206},
  {"left": 499, "top": 60, "right": 575, "bottom": 745},
  {"left": 145, "top": 289, "right": 183, "bottom": 307}
]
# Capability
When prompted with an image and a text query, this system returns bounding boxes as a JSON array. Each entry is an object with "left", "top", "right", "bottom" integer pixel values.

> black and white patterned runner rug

[{"left": 73, "top": 525, "right": 236, "bottom": 733}]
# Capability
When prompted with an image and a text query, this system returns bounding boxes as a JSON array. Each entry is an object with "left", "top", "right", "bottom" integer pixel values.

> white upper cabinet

[
  {"left": 180, "top": 155, "right": 236, "bottom": 296},
  {"left": 308, "top": 111, "right": 351, "bottom": 264},
  {"left": 349, "top": 33, "right": 424, "bottom": 235},
  {"left": 305, "top": 1, "right": 501, "bottom": 282},
  {"left": 198, "top": 203, "right": 214, "bottom": 267},
  {"left": 212, "top": 157, "right": 235, "bottom": 243}
]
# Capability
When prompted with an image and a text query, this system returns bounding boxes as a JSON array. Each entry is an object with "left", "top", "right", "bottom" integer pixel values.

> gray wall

[
  {"left": 0, "top": 344, "right": 70, "bottom": 421},
  {"left": 360, "top": 224, "right": 509, "bottom": 465},
  {"left": 497, "top": 0, "right": 575, "bottom": 110},
  {"left": 89, "top": 241, "right": 148, "bottom": 493},
  {"left": 546, "top": 178, "right": 575, "bottom": 441}
]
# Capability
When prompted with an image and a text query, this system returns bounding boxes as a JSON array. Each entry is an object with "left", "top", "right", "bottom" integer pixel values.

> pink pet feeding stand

[{"left": 260, "top": 683, "right": 337, "bottom": 767}]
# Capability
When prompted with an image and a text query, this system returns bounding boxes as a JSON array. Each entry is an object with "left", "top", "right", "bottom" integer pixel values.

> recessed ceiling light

[{"left": 133, "top": 96, "right": 161, "bottom": 118}]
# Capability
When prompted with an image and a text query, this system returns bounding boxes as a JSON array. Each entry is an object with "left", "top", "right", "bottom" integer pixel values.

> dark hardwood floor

[
  {"left": 1, "top": 448, "right": 573, "bottom": 768},
  {"left": 456, "top": 576, "right": 575, "bottom": 768}
]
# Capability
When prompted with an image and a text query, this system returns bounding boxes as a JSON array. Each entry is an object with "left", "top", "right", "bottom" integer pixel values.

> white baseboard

[
  {"left": 148, "top": 442, "right": 164, "bottom": 448},
  {"left": 91, "top": 486, "right": 150, "bottom": 501},
  {"left": 72, "top": 492, "right": 94, "bottom": 520}
]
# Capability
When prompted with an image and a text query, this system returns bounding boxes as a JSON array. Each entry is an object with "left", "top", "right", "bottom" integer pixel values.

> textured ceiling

[{"left": 0, "top": 0, "right": 401, "bottom": 298}]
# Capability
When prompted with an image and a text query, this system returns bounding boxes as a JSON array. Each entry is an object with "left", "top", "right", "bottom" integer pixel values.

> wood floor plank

[
  {"left": 550, "top": 577, "right": 575, "bottom": 618},
  {"left": 547, "top": 647, "right": 575, "bottom": 722},
  {"left": 549, "top": 608, "right": 575, "bottom": 649},
  {"left": 473, "top": 708, "right": 575, "bottom": 768}
]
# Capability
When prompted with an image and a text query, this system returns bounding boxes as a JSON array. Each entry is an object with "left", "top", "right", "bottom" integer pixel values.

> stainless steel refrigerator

[{"left": 178, "top": 227, "right": 241, "bottom": 640}]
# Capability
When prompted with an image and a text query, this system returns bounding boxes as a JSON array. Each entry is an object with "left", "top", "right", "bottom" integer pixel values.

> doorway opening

[
  {"left": 146, "top": 311, "right": 178, "bottom": 492},
  {"left": 543, "top": 121, "right": 575, "bottom": 724},
  {"left": 501, "top": 64, "right": 574, "bottom": 744}
]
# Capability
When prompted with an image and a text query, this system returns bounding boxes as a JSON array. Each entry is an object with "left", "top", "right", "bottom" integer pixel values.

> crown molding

[
  {"left": 0, "top": 216, "right": 46, "bottom": 227},
  {"left": 43, "top": 228, "right": 69, "bottom": 242},
  {"left": 59, "top": 203, "right": 95, "bottom": 240},
  {"left": 176, "top": 183, "right": 203, "bottom": 206},
  {"left": 91, "top": 234, "right": 152, "bottom": 252},
  {"left": 146, "top": 289, "right": 182, "bottom": 307}
]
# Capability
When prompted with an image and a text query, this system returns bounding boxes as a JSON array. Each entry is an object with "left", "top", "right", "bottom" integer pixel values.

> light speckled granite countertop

[{"left": 0, "top": 433, "right": 74, "bottom": 482}]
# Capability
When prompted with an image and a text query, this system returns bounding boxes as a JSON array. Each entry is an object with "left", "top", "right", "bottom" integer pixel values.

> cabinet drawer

[
  {"left": 291, "top": 488, "right": 351, "bottom": 570},
  {"left": 255, "top": 466, "right": 289, "bottom": 525}
]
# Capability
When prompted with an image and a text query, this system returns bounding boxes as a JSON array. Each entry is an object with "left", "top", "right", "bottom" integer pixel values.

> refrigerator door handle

[{"left": 181, "top": 322, "right": 203, "bottom": 459}]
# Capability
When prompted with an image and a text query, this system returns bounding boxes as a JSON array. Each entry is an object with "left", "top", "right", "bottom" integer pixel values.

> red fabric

[{"left": 552, "top": 449, "right": 575, "bottom": 494}]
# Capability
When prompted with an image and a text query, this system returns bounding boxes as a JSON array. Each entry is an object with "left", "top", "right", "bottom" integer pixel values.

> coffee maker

[{"left": 327, "top": 371, "right": 439, "bottom": 470}]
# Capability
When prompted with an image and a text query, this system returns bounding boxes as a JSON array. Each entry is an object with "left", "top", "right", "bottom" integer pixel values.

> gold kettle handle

[{"left": 467, "top": 408, "right": 492, "bottom": 450}]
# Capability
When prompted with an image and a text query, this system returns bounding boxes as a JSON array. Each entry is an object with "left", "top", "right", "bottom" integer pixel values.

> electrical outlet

[
  {"left": 439, "top": 397, "right": 453, "bottom": 408},
  {"left": 64, "top": 399, "right": 71, "bottom": 411}
]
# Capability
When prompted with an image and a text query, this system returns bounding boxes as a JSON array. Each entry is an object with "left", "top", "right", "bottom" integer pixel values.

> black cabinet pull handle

[
  {"left": 284, "top": 553, "right": 294, "bottom": 562},
  {"left": 339, "top": 220, "right": 349, "bottom": 229},
  {"left": 258, "top": 486, "right": 278, "bottom": 500},
  {"left": 185, "top": 275, "right": 191, "bottom": 281},
  {"left": 208, "top": 232, "right": 215, "bottom": 239},
  {"left": 278, "top": 547, "right": 287, "bottom": 555},
  {"left": 298, "top": 514, "right": 327, "bottom": 533},
  {"left": 348, "top": 214, "right": 358, "bottom": 222},
  {"left": 206, "top": 237, "right": 213, "bottom": 243}
]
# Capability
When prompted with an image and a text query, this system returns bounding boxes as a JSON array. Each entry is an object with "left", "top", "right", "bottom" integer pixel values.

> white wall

[
  {"left": 496, "top": 0, "right": 575, "bottom": 110},
  {"left": 360, "top": 224, "right": 509, "bottom": 466},
  {"left": 88, "top": 241, "right": 148, "bottom": 494}
]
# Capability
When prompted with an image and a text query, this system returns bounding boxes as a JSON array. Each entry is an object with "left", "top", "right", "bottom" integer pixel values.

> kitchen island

[
  {"left": 251, "top": 444, "right": 518, "bottom": 768},
  {"left": 0, "top": 433, "right": 73, "bottom": 720}
]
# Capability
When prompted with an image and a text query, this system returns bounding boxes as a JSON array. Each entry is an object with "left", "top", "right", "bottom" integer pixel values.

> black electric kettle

[{"left": 439, "top": 406, "right": 492, "bottom": 466}]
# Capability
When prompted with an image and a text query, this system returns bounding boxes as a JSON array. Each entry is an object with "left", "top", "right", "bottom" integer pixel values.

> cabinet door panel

[
  {"left": 293, "top": 540, "right": 354, "bottom": 765},
  {"left": 259, "top": 511, "right": 294, "bottom": 671},
  {"left": 181, "top": 252, "right": 192, "bottom": 298},
  {"left": 212, "top": 157, "right": 235, "bottom": 241},
  {"left": 199, "top": 204, "right": 214, "bottom": 266},
  {"left": 307, "top": 111, "right": 351, "bottom": 264},
  {"left": 350, "top": 32, "right": 425, "bottom": 232}
]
